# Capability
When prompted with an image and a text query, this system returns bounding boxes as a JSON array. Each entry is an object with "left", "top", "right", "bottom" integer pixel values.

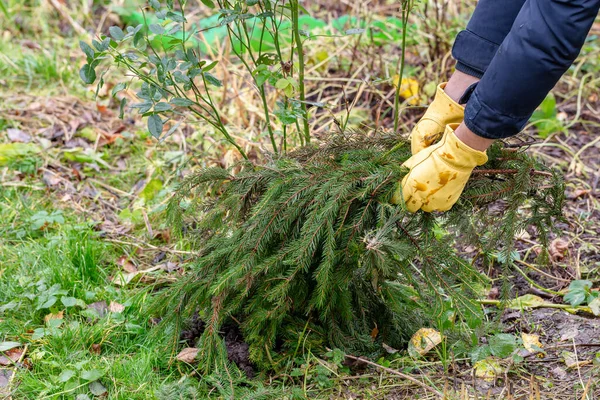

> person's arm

[
  {"left": 463, "top": 0, "right": 600, "bottom": 141},
  {"left": 398, "top": 0, "right": 600, "bottom": 212}
]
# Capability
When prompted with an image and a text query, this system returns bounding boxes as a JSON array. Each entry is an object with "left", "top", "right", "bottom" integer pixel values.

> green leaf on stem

[
  {"left": 109, "top": 26, "right": 125, "bottom": 41},
  {"left": 119, "top": 98, "right": 127, "bottom": 119},
  {"left": 149, "top": 23, "right": 165, "bottom": 35},
  {"left": 149, "top": 0, "right": 161, "bottom": 10},
  {"left": 171, "top": 98, "right": 195, "bottom": 107},
  {"left": 79, "top": 41, "right": 95, "bottom": 60},
  {"left": 148, "top": 115, "right": 164, "bottom": 139},
  {"left": 154, "top": 102, "right": 172, "bottom": 112},
  {"left": 111, "top": 82, "right": 126, "bottom": 97},
  {"left": 79, "top": 64, "right": 96, "bottom": 84},
  {"left": 81, "top": 369, "right": 104, "bottom": 382},
  {"left": 564, "top": 280, "right": 593, "bottom": 306},
  {"left": 167, "top": 11, "right": 186, "bottom": 22},
  {"left": 204, "top": 73, "right": 222, "bottom": 87}
]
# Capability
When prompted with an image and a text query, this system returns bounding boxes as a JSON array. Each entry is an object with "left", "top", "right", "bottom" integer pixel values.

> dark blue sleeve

[
  {"left": 453, "top": 0, "right": 526, "bottom": 78},
  {"left": 463, "top": 0, "right": 600, "bottom": 139}
]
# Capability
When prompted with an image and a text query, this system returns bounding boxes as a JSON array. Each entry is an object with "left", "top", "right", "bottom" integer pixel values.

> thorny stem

[
  {"left": 262, "top": 0, "right": 291, "bottom": 150},
  {"left": 291, "top": 0, "right": 310, "bottom": 144},
  {"left": 238, "top": 17, "right": 279, "bottom": 154},
  {"left": 222, "top": 13, "right": 278, "bottom": 155},
  {"left": 393, "top": 0, "right": 413, "bottom": 133}
]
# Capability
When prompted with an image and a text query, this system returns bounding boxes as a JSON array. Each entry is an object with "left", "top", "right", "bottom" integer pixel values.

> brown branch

[
  {"left": 47, "top": 0, "right": 87, "bottom": 35},
  {"left": 472, "top": 169, "right": 553, "bottom": 178}
]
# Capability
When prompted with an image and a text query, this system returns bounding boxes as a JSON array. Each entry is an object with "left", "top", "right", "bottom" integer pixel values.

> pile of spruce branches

[{"left": 154, "top": 131, "right": 564, "bottom": 371}]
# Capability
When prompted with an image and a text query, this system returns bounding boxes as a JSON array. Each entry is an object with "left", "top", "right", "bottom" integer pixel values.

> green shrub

[{"left": 154, "top": 132, "right": 564, "bottom": 371}]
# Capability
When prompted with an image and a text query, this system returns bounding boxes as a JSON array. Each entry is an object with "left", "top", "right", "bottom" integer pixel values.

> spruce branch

[{"left": 154, "top": 131, "right": 565, "bottom": 372}]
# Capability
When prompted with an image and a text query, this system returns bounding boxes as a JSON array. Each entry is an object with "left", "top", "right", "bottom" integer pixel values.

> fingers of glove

[
  {"left": 410, "top": 119, "right": 444, "bottom": 155},
  {"left": 418, "top": 178, "right": 468, "bottom": 212},
  {"left": 402, "top": 143, "right": 438, "bottom": 170},
  {"left": 421, "top": 194, "right": 457, "bottom": 212},
  {"left": 401, "top": 175, "right": 424, "bottom": 213},
  {"left": 404, "top": 194, "right": 422, "bottom": 213}
]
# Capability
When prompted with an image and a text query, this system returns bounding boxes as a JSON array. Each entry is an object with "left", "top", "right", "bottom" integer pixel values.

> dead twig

[
  {"left": 46, "top": 0, "right": 87, "bottom": 36},
  {"left": 472, "top": 169, "right": 554, "bottom": 177},
  {"left": 7, "top": 344, "right": 28, "bottom": 400},
  {"left": 105, "top": 238, "right": 197, "bottom": 256},
  {"left": 343, "top": 353, "right": 443, "bottom": 398}
]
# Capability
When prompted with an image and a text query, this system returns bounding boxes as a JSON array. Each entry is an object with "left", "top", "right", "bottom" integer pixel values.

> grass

[{"left": 0, "top": 0, "right": 599, "bottom": 399}]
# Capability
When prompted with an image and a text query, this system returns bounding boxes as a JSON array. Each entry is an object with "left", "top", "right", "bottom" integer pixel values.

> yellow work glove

[
  {"left": 393, "top": 124, "right": 488, "bottom": 213},
  {"left": 410, "top": 83, "right": 464, "bottom": 155}
]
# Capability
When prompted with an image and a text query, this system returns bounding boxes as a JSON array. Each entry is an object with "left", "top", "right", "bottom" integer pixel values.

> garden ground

[{"left": 1, "top": 1, "right": 599, "bottom": 398}]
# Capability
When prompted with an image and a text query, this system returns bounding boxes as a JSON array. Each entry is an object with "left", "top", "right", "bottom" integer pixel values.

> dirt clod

[{"left": 223, "top": 325, "right": 255, "bottom": 378}]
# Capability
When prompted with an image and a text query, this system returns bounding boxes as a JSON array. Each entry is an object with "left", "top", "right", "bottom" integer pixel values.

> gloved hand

[
  {"left": 410, "top": 83, "right": 464, "bottom": 155},
  {"left": 392, "top": 124, "right": 488, "bottom": 212}
]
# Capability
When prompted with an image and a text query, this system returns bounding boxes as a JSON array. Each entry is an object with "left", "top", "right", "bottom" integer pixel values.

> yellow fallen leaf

[
  {"left": 562, "top": 351, "right": 592, "bottom": 369},
  {"left": 315, "top": 50, "right": 329, "bottom": 64},
  {"left": 408, "top": 328, "right": 442, "bottom": 358},
  {"left": 474, "top": 357, "right": 502, "bottom": 382},
  {"left": 44, "top": 310, "right": 64, "bottom": 325},
  {"left": 521, "top": 333, "right": 544, "bottom": 358},
  {"left": 508, "top": 294, "right": 546, "bottom": 310},
  {"left": 392, "top": 76, "right": 419, "bottom": 106}
]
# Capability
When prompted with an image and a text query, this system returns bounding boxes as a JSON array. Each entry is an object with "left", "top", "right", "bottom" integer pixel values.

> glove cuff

[
  {"left": 442, "top": 124, "right": 488, "bottom": 167},
  {"left": 431, "top": 83, "right": 465, "bottom": 116}
]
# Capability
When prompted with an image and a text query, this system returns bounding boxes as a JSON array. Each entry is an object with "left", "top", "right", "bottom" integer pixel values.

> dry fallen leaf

[
  {"left": 111, "top": 265, "right": 163, "bottom": 286},
  {"left": 550, "top": 366, "right": 567, "bottom": 380},
  {"left": 222, "top": 149, "right": 242, "bottom": 169},
  {"left": 487, "top": 287, "right": 500, "bottom": 300},
  {"left": 90, "top": 344, "right": 101, "bottom": 355},
  {"left": 515, "top": 230, "right": 531, "bottom": 241},
  {"left": 370, "top": 326, "right": 379, "bottom": 339},
  {"left": 87, "top": 301, "right": 108, "bottom": 318},
  {"left": 7, "top": 128, "right": 31, "bottom": 143},
  {"left": 382, "top": 343, "right": 399, "bottom": 354},
  {"left": 0, "top": 369, "right": 13, "bottom": 390},
  {"left": 0, "top": 348, "right": 24, "bottom": 366},
  {"left": 549, "top": 238, "right": 569, "bottom": 261},
  {"left": 570, "top": 189, "right": 591, "bottom": 199},
  {"left": 117, "top": 255, "right": 137, "bottom": 273},
  {"left": 176, "top": 347, "right": 199, "bottom": 363},
  {"left": 408, "top": 328, "right": 442, "bottom": 358},
  {"left": 20, "top": 39, "right": 41, "bottom": 50},
  {"left": 42, "top": 171, "right": 62, "bottom": 187},
  {"left": 108, "top": 301, "right": 125, "bottom": 313},
  {"left": 556, "top": 111, "right": 568, "bottom": 122},
  {"left": 559, "top": 328, "right": 578, "bottom": 342}
]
